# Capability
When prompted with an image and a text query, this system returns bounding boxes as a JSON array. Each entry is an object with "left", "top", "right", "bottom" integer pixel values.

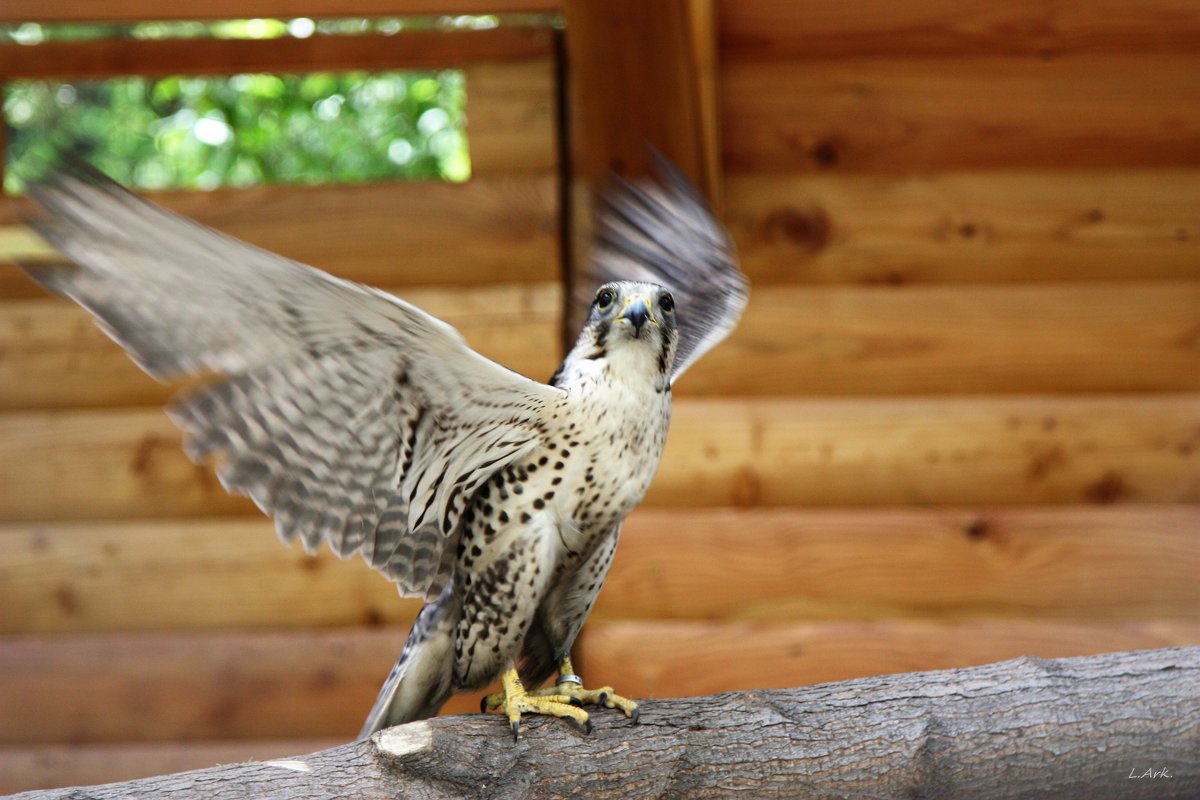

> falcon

[{"left": 21, "top": 155, "right": 748, "bottom": 740}]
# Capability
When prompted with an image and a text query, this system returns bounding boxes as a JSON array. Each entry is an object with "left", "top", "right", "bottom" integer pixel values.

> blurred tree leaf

[{"left": 4, "top": 69, "right": 470, "bottom": 194}]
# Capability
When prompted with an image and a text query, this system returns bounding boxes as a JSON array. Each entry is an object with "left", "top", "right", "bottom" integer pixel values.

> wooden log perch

[{"left": 8, "top": 647, "right": 1197, "bottom": 799}]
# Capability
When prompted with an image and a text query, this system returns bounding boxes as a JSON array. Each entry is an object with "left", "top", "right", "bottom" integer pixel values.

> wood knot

[
  {"left": 55, "top": 584, "right": 81, "bottom": 615},
  {"left": 131, "top": 433, "right": 164, "bottom": 474},
  {"left": 1026, "top": 446, "right": 1067, "bottom": 482},
  {"left": 762, "top": 206, "right": 831, "bottom": 253},
  {"left": 731, "top": 467, "right": 762, "bottom": 506},
  {"left": 964, "top": 518, "right": 990, "bottom": 540},
  {"left": 1084, "top": 471, "right": 1127, "bottom": 504},
  {"left": 810, "top": 139, "right": 840, "bottom": 167},
  {"left": 867, "top": 270, "right": 909, "bottom": 286}
]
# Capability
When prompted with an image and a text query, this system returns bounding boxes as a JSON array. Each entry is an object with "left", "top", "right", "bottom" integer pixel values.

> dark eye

[
  {"left": 595, "top": 288, "right": 616, "bottom": 311},
  {"left": 658, "top": 293, "right": 675, "bottom": 313}
]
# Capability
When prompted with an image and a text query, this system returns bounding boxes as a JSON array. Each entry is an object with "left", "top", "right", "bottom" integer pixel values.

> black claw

[
  {"left": 631, "top": 707, "right": 640, "bottom": 724},
  {"left": 583, "top": 718, "right": 593, "bottom": 735},
  {"left": 511, "top": 720, "right": 520, "bottom": 742},
  {"left": 568, "top": 696, "right": 584, "bottom": 707},
  {"left": 598, "top": 691, "right": 609, "bottom": 706},
  {"left": 481, "top": 696, "right": 489, "bottom": 714}
]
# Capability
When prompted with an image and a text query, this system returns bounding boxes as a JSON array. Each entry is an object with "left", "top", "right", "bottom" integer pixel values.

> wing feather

[
  {"left": 22, "top": 160, "right": 563, "bottom": 598},
  {"left": 579, "top": 155, "right": 748, "bottom": 381}
]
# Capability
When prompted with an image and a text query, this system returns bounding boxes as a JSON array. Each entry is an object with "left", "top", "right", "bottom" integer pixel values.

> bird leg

[
  {"left": 481, "top": 657, "right": 639, "bottom": 735},
  {"left": 540, "top": 656, "right": 640, "bottom": 721},
  {"left": 486, "top": 665, "right": 591, "bottom": 740}
]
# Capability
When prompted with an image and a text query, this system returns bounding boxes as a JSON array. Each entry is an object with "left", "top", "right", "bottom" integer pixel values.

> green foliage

[
  {"left": 0, "top": 14, "right": 572, "bottom": 193},
  {"left": 5, "top": 68, "right": 470, "bottom": 194}
]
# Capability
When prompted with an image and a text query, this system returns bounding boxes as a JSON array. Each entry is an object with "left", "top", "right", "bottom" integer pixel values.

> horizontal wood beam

[
  {"left": 680, "top": 281, "right": 1200, "bottom": 396},
  {"left": 0, "top": 171, "right": 558, "bottom": 299},
  {"left": 721, "top": 53, "right": 1200, "bottom": 173},
  {"left": 14, "top": 165, "right": 1193, "bottom": 296},
  {"left": 0, "top": 395, "right": 1196, "bottom": 521},
  {"left": 13, "top": 167, "right": 1195, "bottom": 294},
  {"left": 1, "top": 506, "right": 1197, "bottom": 636},
  {"left": 724, "top": 169, "right": 1200, "bottom": 285},
  {"left": 3, "top": 624, "right": 1198, "bottom": 746},
  {"left": 0, "top": 629, "right": 490, "bottom": 745},
  {"left": 719, "top": 0, "right": 1200, "bottom": 60},
  {"left": 0, "top": 28, "right": 552, "bottom": 81},
  {"left": 577, "top": 620, "right": 1200, "bottom": 701},
  {"left": 598, "top": 506, "right": 1200, "bottom": 623},
  {"left": 9, "top": 279, "right": 1196, "bottom": 409},
  {"left": 651, "top": 395, "right": 1200, "bottom": 508},
  {"left": 0, "top": 1, "right": 562, "bottom": 23},
  {"left": 0, "top": 518, "right": 424, "bottom": 635},
  {"left": 0, "top": 283, "right": 560, "bottom": 410}
]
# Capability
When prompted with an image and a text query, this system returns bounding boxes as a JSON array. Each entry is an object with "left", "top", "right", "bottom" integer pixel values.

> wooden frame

[
  {"left": 0, "top": 14, "right": 562, "bottom": 293},
  {"left": 0, "top": 0, "right": 562, "bottom": 23},
  {"left": 0, "top": 28, "right": 553, "bottom": 80},
  {"left": 2, "top": 2, "right": 1199, "bottom": 793}
]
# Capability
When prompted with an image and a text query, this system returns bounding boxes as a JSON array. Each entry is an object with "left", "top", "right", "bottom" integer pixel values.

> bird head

[{"left": 557, "top": 280, "right": 679, "bottom": 389}]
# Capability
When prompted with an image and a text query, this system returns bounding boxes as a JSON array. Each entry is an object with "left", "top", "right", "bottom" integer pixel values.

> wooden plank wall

[
  {"left": 0, "top": 8, "right": 566, "bottom": 792},
  {"left": 676, "top": 0, "right": 1200, "bottom": 712},
  {"left": 2, "top": 0, "right": 1200, "bottom": 792},
  {"left": 554, "top": 0, "right": 1199, "bottom": 765}
]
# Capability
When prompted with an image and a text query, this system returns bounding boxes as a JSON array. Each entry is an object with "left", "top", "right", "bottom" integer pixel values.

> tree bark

[{"left": 9, "top": 647, "right": 1197, "bottom": 800}]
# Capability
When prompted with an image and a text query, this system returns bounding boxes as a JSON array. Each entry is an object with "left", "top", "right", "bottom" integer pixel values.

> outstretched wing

[
  {"left": 23, "top": 161, "right": 563, "bottom": 599},
  {"left": 578, "top": 156, "right": 748, "bottom": 382}
]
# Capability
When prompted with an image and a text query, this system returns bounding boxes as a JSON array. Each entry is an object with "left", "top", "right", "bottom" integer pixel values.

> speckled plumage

[
  {"left": 20, "top": 155, "right": 746, "bottom": 740},
  {"left": 361, "top": 280, "right": 677, "bottom": 734}
]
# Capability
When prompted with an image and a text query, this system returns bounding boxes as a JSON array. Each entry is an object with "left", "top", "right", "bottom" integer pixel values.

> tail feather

[{"left": 358, "top": 590, "right": 458, "bottom": 740}]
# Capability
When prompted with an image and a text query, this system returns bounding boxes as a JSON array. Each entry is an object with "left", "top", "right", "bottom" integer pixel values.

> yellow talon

[
  {"left": 546, "top": 657, "right": 640, "bottom": 721},
  {"left": 480, "top": 658, "right": 639, "bottom": 735},
  {"left": 492, "top": 666, "right": 591, "bottom": 740}
]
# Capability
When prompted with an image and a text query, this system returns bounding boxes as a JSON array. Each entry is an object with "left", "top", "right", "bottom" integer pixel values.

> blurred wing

[
  {"left": 23, "top": 161, "right": 563, "bottom": 599},
  {"left": 578, "top": 157, "right": 748, "bottom": 382}
]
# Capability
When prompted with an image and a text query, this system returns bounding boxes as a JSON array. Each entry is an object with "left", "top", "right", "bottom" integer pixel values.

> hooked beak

[{"left": 618, "top": 295, "right": 653, "bottom": 337}]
